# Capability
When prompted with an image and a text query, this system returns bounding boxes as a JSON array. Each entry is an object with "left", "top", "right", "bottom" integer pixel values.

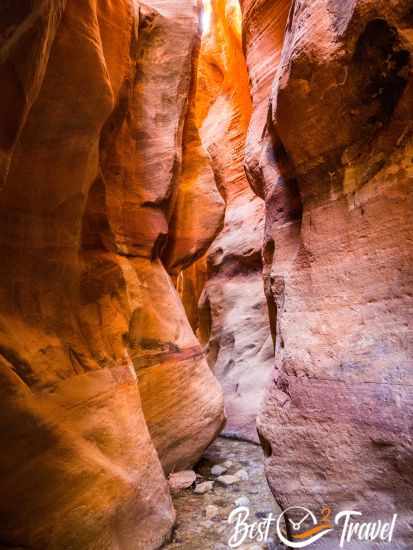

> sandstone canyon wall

[
  {"left": 241, "top": 0, "right": 413, "bottom": 547},
  {"left": 1, "top": 0, "right": 413, "bottom": 548},
  {"left": 0, "top": 1, "right": 224, "bottom": 548},
  {"left": 179, "top": 0, "right": 274, "bottom": 442}
]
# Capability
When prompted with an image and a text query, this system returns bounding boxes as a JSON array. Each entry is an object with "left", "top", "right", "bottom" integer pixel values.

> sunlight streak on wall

[{"left": 201, "top": 0, "right": 212, "bottom": 34}]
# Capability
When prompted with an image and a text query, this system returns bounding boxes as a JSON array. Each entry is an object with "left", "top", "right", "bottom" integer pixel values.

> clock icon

[
  {"left": 283, "top": 506, "right": 318, "bottom": 532},
  {"left": 276, "top": 505, "right": 333, "bottom": 548}
]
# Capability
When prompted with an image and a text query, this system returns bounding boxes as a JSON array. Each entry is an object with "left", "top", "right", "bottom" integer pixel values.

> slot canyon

[{"left": 0, "top": 0, "right": 412, "bottom": 549}]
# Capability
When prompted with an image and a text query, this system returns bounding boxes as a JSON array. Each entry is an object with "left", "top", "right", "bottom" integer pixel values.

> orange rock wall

[
  {"left": 0, "top": 1, "right": 224, "bottom": 548},
  {"left": 179, "top": 0, "right": 274, "bottom": 442}
]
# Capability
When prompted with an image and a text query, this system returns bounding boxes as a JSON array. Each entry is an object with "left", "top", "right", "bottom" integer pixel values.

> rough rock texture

[
  {"left": 179, "top": 0, "right": 273, "bottom": 442},
  {"left": 0, "top": 1, "right": 224, "bottom": 548},
  {"left": 243, "top": 0, "right": 413, "bottom": 547},
  {"left": 241, "top": 0, "right": 292, "bottom": 201}
]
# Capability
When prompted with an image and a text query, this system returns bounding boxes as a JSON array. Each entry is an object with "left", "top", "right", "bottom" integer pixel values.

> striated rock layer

[
  {"left": 0, "top": 1, "right": 224, "bottom": 548},
  {"left": 179, "top": 0, "right": 273, "bottom": 442},
  {"left": 243, "top": 0, "right": 413, "bottom": 547}
]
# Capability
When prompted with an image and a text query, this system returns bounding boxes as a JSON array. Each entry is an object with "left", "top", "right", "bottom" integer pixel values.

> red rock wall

[
  {"left": 243, "top": 0, "right": 413, "bottom": 545},
  {"left": 0, "top": 1, "right": 224, "bottom": 548}
]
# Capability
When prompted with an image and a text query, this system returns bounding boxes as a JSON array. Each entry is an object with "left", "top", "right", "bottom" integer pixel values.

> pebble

[
  {"left": 194, "top": 481, "right": 214, "bottom": 494},
  {"left": 235, "top": 468, "right": 249, "bottom": 481},
  {"left": 211, "top": 464, "right": 227, "bottom": 476},
  {"left": 234, "top": 495, "right": 250, "bottom": 507},
  {"left": 216, "top": 474, "right": 239, "bottom": 486},
  {"left": 168, "top": 470, "right": 196, "bottom": 493},
  {"left": 223, "top": 460, "right": 233, "bottom": 469},
  {"left": 205, "top": 504, "right": 219, "bottom": 519}
]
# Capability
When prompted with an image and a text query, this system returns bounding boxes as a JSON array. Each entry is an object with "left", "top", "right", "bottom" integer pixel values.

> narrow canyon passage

[{"left": 0, "top": 1, "right": 412, "bottom": 550}]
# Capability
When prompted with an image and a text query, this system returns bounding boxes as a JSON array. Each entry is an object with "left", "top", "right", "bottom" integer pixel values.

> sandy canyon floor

[{"left": 164, "top": 438, "right": 284, "bottom": 550}]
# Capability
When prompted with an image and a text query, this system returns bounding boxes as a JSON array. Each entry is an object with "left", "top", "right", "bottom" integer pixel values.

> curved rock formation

[
  {"left": 2, "top": 0, "right": 412, "bottom": 547},
  {"left": 243, "top": 0, "right": 413, "bottom": 546},
  {"left": 0, "top": 1, "right": 224, "bottom": 548},
  {"left": 178, "top": 0, "right": 274, "bottom": 442}
]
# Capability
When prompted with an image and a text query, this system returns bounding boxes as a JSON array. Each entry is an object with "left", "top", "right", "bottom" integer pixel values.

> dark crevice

[
  {"left": 257, "top": 428, "right": 272, "bottom": 459},
  {"left": 0, "top": 346, "right": 35, "bottom": 388},
  {"left": 198, "top": 292, "right": 213, "bottom": 350},
  {"left": 352, "top": 18, "right": 410, "bottom": 126},
  {"left": 262, "top": 238, "right": 275, "bottom": 267},
  {"left": 152, "top": 232, "right": 168, "bottom": 260},
  {"left": 267, "top": 125, "right": 303, "bottom": 223}
]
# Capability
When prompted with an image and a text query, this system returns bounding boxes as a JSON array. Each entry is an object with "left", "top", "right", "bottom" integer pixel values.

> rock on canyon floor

[{"left": 164, "top": 437, "right": 283, "bottom": 550}]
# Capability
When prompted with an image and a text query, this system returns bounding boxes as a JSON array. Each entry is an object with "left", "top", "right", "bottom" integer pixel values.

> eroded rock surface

[
  {"left": 179, "top": 0, "right": 273, "bottom": 443},
  {"left": 243, "top": 0, "right": 413, "bottom": 547},
  {"left": 0, "top": 1, "right": 224, "bottom": 548},
  {"left": 2, "top": 0, "right": 412, "bottom": 547}
]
